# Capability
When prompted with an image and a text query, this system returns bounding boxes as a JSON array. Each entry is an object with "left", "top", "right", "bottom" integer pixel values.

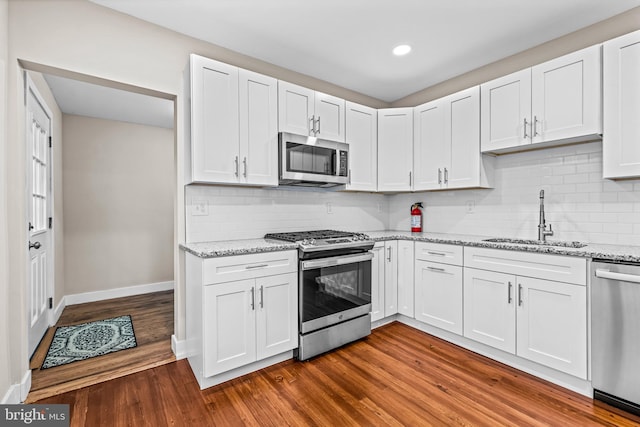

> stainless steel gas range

[{"left": 264, "top": 230, "right": 374, "bottom": 360}]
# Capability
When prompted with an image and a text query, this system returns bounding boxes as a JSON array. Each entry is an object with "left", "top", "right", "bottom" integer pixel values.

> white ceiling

[{"left": 91, "top": 0, "right": 640, "bottom": 103}]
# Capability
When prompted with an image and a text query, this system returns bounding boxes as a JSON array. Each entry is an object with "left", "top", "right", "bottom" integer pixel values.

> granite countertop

[{"left": 181, "top": 230, "right": 640, "bottom": 263}]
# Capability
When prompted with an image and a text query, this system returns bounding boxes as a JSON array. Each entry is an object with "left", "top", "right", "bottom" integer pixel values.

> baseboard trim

[
  {"left": 65, "top": 281, "right": 174, "bottom": 306},
  {"left": 171, "top": 335, "right": 187, "bottom": 360},
  {"left": 2, "top": 370, "right": 31, "bottom": 404},
  {"left": 51, "top": 296, "right": 65, "bottom": 325}
]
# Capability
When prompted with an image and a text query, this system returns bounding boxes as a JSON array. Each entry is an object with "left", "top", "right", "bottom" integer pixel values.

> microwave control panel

[{"left": 338, "top": 151, "right": 348, "bottom": 177}]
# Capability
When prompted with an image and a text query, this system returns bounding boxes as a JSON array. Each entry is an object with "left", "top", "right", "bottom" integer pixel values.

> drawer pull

[
  {"left": 427, "top": 251, "right": 446, "bottom": 256},
  {"left": 245, "top": 264, "right": 269, "bottom": 270},
  {"left": 427, "top": 266, "right": 445, "bottom": 272}
]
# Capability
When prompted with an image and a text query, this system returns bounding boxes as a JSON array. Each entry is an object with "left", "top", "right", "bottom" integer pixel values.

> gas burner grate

[{"left": 265, "top": 230, "right": 356, "bottom": 242}]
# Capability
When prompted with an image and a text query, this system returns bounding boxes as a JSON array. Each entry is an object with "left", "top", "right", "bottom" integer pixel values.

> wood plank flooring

[
  {"left": 35, "top": 321, "right": 640, "bottom": 426},
  {"left": 27, "top": 290, "right": 175, "bottom": 403}
]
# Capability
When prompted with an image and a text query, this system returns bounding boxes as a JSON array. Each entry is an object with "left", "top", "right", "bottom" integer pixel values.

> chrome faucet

[{"left": 538, "top": 190, "right": 554, "bottom": 241}]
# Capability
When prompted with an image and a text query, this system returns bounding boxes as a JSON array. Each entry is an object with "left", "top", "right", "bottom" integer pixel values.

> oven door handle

[{"left": 301, "top": 252, "right": 374, "bottom": 270}]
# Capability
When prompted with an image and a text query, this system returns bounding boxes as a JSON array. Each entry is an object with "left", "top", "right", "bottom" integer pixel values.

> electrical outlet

[
  {"left": 465, "top": 200, "right": 475, "bottom": 214},
  {"left": 193, "top": 200, "right": 208, "bottom": 216},
  {"left": 326, "top": 202, "right": 333, "bottom": 214}
]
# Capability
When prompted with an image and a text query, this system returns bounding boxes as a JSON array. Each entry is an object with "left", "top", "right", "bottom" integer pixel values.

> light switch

[{"left": 193, "top": 200, "right": 208, "bottom": 216}]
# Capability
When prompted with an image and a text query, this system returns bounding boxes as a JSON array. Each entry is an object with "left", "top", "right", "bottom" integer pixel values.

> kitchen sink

[{"left": 482, "top": 238, "right": 587, "bottom": 248}]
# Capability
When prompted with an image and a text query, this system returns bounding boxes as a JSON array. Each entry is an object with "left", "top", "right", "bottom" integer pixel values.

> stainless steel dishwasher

[{"left": 591, "top": 259, "right": 640, "bottom": 416}]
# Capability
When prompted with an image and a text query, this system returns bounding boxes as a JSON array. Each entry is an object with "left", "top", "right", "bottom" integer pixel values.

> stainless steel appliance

[
  {"left": 264, "top": 230, "right": 374, "bottom": 360},
  {"left": 591, "top": 259, "right": 640, "bottom": 416},
  {"left": 278, "top": 132, "right": 349, "bottom": 188}
]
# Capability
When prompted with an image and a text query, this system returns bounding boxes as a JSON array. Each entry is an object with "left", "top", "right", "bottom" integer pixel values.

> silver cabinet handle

[
  {"left": 309, "top": 116, "right": 315, "bottom": 135},
  {"left": 518, "top": 284, "right": 523, "bottom": 306},
  {"left": 316, "top": 116, "right": 321, "bottom": 135},
  {"left": 234, "top": 156, "right": 239, "bottom": 177},
  {"left": 409, "top": 171, "right": 412, "bottom": 186},
  {"left": 387, "top": 246, "right": 392, "bottom": 262},
  {"left": 243, "top": 157, "right": 247, "bottom": 177},
  {"left": 508, "top": 281, "right": 513, "bottom": 304},
  {"left": 250, "top": 287, "right": 255, "bottom": 310},
  {"left": 444, "top": 167, "right": 448, "bottom": 184},
  {"left": 427, "top": 251, "right": 446, "bottom": 256},
  {"left": 245, "top": 264, "right": 269, "bottom": 270},
  {"left": 438, "top": 168, "right": 442, "bottom": 184},
  {"left": 523, "top": 118, "right": 529, "bottom": 138},
  {"left": 533, "top": 115, "right": 539, "bottom": 136},
  {"left": 259, "top": 285, "right": 264, "bottom": 309},
  {"left": 427, "top": 266, "right": 445, "bottom": 272}
]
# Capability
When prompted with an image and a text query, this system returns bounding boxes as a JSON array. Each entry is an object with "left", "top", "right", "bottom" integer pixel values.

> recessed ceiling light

[{"left": 392, "top": 44, "right": 412, "bottom": 56}]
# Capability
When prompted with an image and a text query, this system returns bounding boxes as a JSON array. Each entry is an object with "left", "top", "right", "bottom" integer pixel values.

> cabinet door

[
  {"left": 531, "top": 45, "right": 602, "bottom": 144},
  {"left": 203, "top": 280, "right": 256, "bottom": 376},
  {"left": 370, "top": 243, "right": 385, "bottom": 322},
  {"left": 415, "top": 260, "right": 463, "bottom": 334},
  {"left": 345, "top": 102, "right": 377, "bottom": 191},
  {"left": 256, "top": 272, "right": 298, "bottom": 360},
  {"left": 463, "top": 268, "right": 516, "bottom": 353},
  {"left": 516, "top": 277, "right": 587, "bottom": 379},
  {"left": 384, "top": 241, "right": 399, "bottom": 317},
  {"left": 480, "top": 69, "right": 531, "bottom": 152},
  {"left": 397, "top": 240, "right": 414, "bottom": 317},
  {"left": 447, "top": 86, "right": 481, "bottom": 189},
  {"left": 239, "top": 69, "right": 278, "bottom": 186},
  {"left": 603, "top": 30, "right": 640, "bottom": 179},
  {"left": 315, "top": 92, "right": 345, "bottom": 142},
  {"left": 377, "top": 108, "right": 413, "bottom": 192},
  {"left": 278, "top": 81, "right": 314, "bottom": 136},
  {"left": 190, "top": 55, "right": 240, "bottom": 183},
  {"left": 414, "top": 98, "right": 446, "bottom": 190}
]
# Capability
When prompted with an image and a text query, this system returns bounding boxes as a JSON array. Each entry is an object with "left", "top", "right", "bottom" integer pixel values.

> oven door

[{"left": 299, "top": 252, "right": 373, "bottom": 334}]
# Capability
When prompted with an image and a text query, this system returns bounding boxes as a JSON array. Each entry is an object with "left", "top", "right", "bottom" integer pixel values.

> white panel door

[
  {"left": 397, "top": 240, "right": 415, "bottom": 317},
  {"left": 190, "top": 55, "right": 240, "bottom": 183},
  {"left": 377, "top": 108, "right": 413, "bottom": 192},
  {"left": 278, "top": 81, "right": 314, "bottom": 136},
  {"left": 370, "top": 243, "right": 385, "bottom": 322},
  {"left": 345, "top": 102, "right": 377, "bottom": 191},
  {"left": 384, "top": 241, "right": 399, "bottom": 317},
  {"left": 448, "top": 86, "right": 481, "bottom": 189},
  {"left": 516, "top": 277, "right": 587, "bottom": 379},
  {"left": 315, "top": 92, "right": 345, "bottom": 142},
  {"left": 415, "top": 261, "right": 463, "bottom": 334},
  {"left": 26, "top": 75, "right": 52, "bottom": 357},
  {"left": 203, "top": 280, "right": 256, "bottom": 376},
  {"left": 239, "top": 69, "right": 278, "bottom": 186},
  {"left": 531, "top": 45, "right": 602, "bottom": 144},
  {"left": 413, "top": 99, "right": 445, "bottom": 190},
  {"left": 256, "top": 272, "right": 298, "bottom": 360},
  {"left": 603, "top": 30, "right": 640, "bottom": 179},
  {"left": 480, "top": 69, "right": 531, "bottom": 152},
  {"left": 463, "top": 268, "right": 516, "bottom": 353}
]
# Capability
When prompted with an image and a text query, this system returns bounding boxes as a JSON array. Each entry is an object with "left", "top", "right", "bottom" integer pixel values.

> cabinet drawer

[
  {"left": 415, "top": 242, "right": 463, "bottom": 266},
  {"left": 464, "top": 247, "right": 586, "bottom": 285},
  {"left": 203, "top": 250, "right": 297, "bottom": 285}
]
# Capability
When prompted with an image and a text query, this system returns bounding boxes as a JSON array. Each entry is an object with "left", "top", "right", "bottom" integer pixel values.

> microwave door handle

[{"left": 301, "top": 252, "right": 374, "bottom": 270}]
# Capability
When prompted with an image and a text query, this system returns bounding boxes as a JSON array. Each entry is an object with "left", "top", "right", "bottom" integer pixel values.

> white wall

[
  {"left": 63, "top": 114, "right": 174, "bottom": 294},
  {"left": 390, "top": 142, "right": 640, "bottom": 245},
  {"left": 186, "top": 186, "right": 388, "bottom": 242}
]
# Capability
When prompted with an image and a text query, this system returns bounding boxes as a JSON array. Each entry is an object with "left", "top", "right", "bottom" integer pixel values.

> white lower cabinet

[
  {"left": 462, "top": 247, "right": 587, "bottom": 379},
  {"left": 370, "top": 243, "right": 386, "bottom": 322},
  {"left": 414, "top": 242, "right": 463, "bottom": 334},
  {"left": 396, "top": 240, "right": 415, "bottom": 317},
  {"left": 186, "top": 251, "right": 298, "bottom": 388},
  {"left": 371, "top": 240, "right": 414, "bottom": 322}
]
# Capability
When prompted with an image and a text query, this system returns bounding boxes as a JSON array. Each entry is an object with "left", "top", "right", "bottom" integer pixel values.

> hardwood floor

[
  {"left": 27, "top": 290, "right": 175, "bottom": 403},
  {"left": 35, "top": 321, "right": 640, "bottom": 426}
]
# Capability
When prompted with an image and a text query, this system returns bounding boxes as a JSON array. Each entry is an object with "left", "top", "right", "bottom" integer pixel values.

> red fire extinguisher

[{"left": 411, "top": 202, "right": 424, "bottom": 232}]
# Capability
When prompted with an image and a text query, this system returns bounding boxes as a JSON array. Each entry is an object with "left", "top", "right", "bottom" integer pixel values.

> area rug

[{"left": 41, "top": 315, "right": 137, "bottom": 369}]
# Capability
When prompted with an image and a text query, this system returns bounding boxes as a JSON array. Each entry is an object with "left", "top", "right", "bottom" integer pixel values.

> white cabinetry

[
  {"left": 396, "top": 240, "right": 415, "bottom": 317},
  {"left": 186, "top": 251, "right": 298, "bottom": 388},
  {"left": 345, "top": 102, "right": 377, "bottom": 191},
  {"left": 370, "top": 243, "right": 386, "bottom": 322},
  {"left": 414, "top": 86, "right": 491, "bottom": 191},
  {"left": 377, "top": 108, "right": 413, "bottom": 192},
  {"left": 188, "top": 54, "right": 278, "bottom": 185},
  {"left": 481, "top": 45, "right": 602, "bottom": 154},
  {"left": 414, "top": 242, "right": 463, "bottom": 334},
  {"left": 383, "top": 241, "right": 398, "bottom": 317},
  {"left": 463, "top": 247, "right": 587, "bottom": 379},
  {"left": 603, "top": 29, "right": 640, "bottom": 179},
  {"left": 278, "top": 81, "right": 345, "bottom": 142},
  {"left": 371, "top": 240, "right": 414, "bottom": 322}
]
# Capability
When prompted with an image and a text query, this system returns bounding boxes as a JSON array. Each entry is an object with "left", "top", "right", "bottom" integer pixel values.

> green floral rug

[{"left": 41, "top": 315, "right": 137, "bottom": 369}]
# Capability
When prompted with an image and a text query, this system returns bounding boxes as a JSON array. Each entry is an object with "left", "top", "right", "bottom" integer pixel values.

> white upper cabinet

[
  {"left": 481, "top": 44, "right": 602, "bottom": 154},
  {"left": 414, "top": 86, "right": 491, "bottom": 191},
  {"left": 278, "top": 81, "right": 345, "bottom": 142},
  {"left": 377, "top": 108, "right": 413, "bottom": 192},
  {"left": 188, "top": 55, "right": 278, "bottom": 186},
  {"left": 603, "top": 29, "right": 640, "bottom": 179},
  {"left": 345, "top": 102, "right": 377, "bottom": 191}
]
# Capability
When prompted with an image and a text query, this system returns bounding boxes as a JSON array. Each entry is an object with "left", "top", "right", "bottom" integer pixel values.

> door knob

[{"left": 29, "top": 241, "right": 41, "bottom": 250}]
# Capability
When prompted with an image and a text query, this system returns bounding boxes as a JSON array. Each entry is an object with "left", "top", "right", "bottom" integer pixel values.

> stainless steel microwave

[{"left": 278, "top": 132, "right": 349, "bottom": 188}]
